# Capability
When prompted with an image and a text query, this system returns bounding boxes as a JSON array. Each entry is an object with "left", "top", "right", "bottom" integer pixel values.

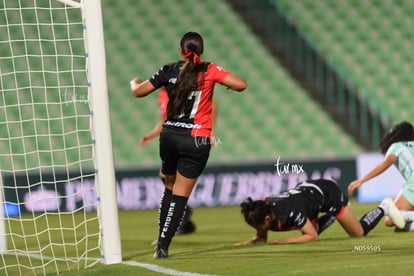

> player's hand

[
  {"left": 130, "top": 77, "right": 142, "bottom": 91},
  {"left": 140, "top": 135, "right": 153, "bottom": 146},
  {"left": 348, "top": 179, "right": 363, "bottom": 196},
  {"left": 271, "top": 239, "right": 288, "bottom": 244},
  {"left": 233, "top": 237, "right": 266, "bottom": 246},
  {"left": 233, "top": 240, "right": 253, "bottom": 246}
]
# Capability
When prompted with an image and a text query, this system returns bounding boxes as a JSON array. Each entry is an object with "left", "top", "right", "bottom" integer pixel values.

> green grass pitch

[{"left": 59, "top": 199, "right": 414, "bottom": 276}]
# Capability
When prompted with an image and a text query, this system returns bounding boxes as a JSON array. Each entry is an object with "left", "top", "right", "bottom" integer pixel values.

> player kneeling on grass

[
  {"left": 234, "top": 179, "right": 403, "bottom": 245},
  {"left": 348, "top": 121, "right": 414, "bottom": 231}
]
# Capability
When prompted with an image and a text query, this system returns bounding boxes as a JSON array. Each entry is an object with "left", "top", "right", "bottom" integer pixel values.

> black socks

[
  {"left": 359, "top": 207, "right": 385, "bottom": 236},
  {"left": 158, "top": 188, "right": 172, "bottom": 238},
  {"left": 158, "top": 194, "right": 189, "bottom": 249},
  {"left": 317, "top": 214, "right": 336, "bottom": 234}
]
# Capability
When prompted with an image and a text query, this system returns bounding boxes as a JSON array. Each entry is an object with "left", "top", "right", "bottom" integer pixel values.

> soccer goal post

[{"left": 0, "top": 0, "right": 122, "bottom": 274}]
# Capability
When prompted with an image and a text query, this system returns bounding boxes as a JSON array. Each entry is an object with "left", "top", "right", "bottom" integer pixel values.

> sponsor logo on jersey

[{"left": 164, "top": 120, "right": 201, "bottom": 129}]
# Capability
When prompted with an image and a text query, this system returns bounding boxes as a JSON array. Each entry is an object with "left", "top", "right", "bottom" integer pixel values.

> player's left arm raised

[{"left": 221, "top": 73, "right": 247, "bottom": 92}]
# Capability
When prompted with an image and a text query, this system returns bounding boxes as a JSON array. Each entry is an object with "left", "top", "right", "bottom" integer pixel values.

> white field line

[{"left": 123, "top": 260, "right": 218, "bottom": 276}]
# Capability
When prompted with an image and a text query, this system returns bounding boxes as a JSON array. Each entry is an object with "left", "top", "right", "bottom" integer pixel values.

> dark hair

[
  {"left": 167, "top": 31, "right": 205, "bottom": 119},
  {"left": 240, "top": 197, "right": 271, "bottom": 228},
  {"left": 379, "top": 121, "right": 414, "bottom": 154}
]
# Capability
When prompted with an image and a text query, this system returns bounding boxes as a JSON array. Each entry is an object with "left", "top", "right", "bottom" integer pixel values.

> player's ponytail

[
  {"left": 240, "top": 197, "right": 270, "bottom": 228},
  {"left": 167, "top": 32, "right": 205, "bottom": 119},
  {"left": 379, "top": 121, "right": 414, "bottom": 154}
]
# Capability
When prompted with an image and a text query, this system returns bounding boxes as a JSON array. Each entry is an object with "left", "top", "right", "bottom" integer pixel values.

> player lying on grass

[{"left": 234, "top": 179, "right": 403, "bottom": 245}]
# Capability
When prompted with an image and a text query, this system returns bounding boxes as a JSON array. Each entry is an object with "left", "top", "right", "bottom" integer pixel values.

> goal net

[{"left": 0, "top": 0, "right": 121, "bottom": 274}]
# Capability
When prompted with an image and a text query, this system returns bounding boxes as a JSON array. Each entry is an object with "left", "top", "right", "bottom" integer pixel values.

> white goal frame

[{"left": 82, "top": 0, "right": 122, "bottom": 265}]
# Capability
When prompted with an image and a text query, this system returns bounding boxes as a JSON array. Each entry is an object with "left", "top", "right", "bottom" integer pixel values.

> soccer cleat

[
  {"left": 380, "top": 198, "right": 405, "bottom": 229},
  {"left": 153, "top": 248, "right": 168, "bottom": 259},
  {"left": 401, "top": 210, "right": 414, "bottom": 222},
  {"left": 395, "top": 221, "right": 412, "bottom": 232},
  {"left": 175, "top": 221, "right": 196, "bottom": 235},
  {"left": 153, "top": 243, "right": 168, "bottom": 259}
]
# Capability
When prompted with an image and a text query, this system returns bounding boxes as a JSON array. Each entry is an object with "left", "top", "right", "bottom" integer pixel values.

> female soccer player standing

[
  {"left": 140, "top": 88, "right": 218, "bottom": 235},
  {"left": 348, "top": 121, "right": 414, "bottom": 230},
  {"left": 131, "top": 31, "right": 247, "bottom": 258}
]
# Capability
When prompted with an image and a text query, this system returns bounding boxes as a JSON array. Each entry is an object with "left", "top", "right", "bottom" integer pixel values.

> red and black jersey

[
  {"left": 158, "top": 88, "right": 169, "bottom": 119},
  {"left": 264, "top": 179, "right": 348, "bottom": 231},
  {"left": 149, "top": 61, "right": 229, "bottom": 137}
]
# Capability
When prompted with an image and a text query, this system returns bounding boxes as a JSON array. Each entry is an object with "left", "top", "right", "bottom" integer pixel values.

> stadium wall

[{"left": 3, "top": 155, "right": 403, "bottom": 214}]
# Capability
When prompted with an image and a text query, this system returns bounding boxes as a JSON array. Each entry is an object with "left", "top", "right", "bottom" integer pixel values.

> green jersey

[{"left": 386, "top": 141, "right": 414, "bottom": 180}]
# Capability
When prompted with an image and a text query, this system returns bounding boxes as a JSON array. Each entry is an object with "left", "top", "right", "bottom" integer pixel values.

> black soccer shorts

[
  {"left": 312, "top": 179, "right": 349, "bottom": 218},
  {"left": 159, "top": 130, "right": 211, "bottom": 179}
]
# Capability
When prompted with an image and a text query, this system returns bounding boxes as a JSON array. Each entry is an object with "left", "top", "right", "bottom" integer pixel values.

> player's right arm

[
  {"left": 348, "top": 154, "right": 396, "bottom": 196},
  {"left": 233, "top": 227, "right": 267, "bottom": 246},
  {"left": 271, "top": 219, "right": 318, "bottom": 244},
  {"left": 140, "top": 119, "right": 164, "bottom": 145}
]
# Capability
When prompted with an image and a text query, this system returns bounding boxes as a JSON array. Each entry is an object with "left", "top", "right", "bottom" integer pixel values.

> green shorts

[{"left": 402, "top": 178, "right": 414, "bottom": 206}]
